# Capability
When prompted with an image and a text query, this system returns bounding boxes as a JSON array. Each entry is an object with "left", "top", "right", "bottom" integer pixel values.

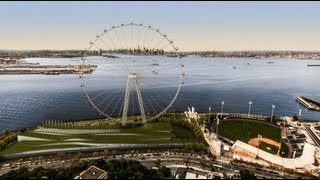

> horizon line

[{"left": 1, "top": 49, "right": 320, "bottom": 53}]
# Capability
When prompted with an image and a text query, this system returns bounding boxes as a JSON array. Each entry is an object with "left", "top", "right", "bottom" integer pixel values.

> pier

[
  {"left": 296, "top": 96, "right": 320, "bottom": 111},
  {"left": 0, "top": 65, "right": 96, "bottom": 75}
]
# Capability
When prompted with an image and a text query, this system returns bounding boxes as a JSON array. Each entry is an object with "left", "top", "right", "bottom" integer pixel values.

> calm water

[{"left": 0, "top": 56, "right": 320, "bottom": 132}]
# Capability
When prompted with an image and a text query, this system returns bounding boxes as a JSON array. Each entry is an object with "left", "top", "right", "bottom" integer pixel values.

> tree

[
  {"left": 184, "top": 159, "right": 190, "bottom": 167},
  {"left": 292, "top": 114, "right": 299, "bottom": 121},
  {"left": 57, "top": 152, "right": 65, "bottom": 160},
  {"left": 239, "top": 169, "right": 257, "bottom": 179},
  {"left": 155, "top": 159, "right": 161, "bottom": 168},
  {"left": 103, "top": 149, "right": 110, "bottom": 156},
  {"left": 2, "top": 129, "right": 9, "bottom": 136},
  {"left": 92, "top": 151, "right": 100, "bottom": 157}
]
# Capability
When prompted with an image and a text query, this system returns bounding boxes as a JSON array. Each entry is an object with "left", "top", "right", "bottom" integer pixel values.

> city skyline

[{"left": 1, "top": 1, "right": 320, "bottom": 51}]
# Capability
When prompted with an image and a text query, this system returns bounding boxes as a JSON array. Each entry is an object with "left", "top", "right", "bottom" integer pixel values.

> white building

[
  {"left": 232, "top": 140, "right": 316, "bottom": 170},
  {"left": 185, "top": 172, "right": 207, "bottom": 179}
]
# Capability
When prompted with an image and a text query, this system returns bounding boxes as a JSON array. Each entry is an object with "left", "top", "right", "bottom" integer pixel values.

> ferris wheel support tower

[{"left": 122, "top": 72, "right": 146, "bottom": 126}]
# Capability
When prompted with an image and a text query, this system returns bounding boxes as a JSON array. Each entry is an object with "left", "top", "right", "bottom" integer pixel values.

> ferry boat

[{"left": 296, "top": 96, "right": 320, "bottom": 111}]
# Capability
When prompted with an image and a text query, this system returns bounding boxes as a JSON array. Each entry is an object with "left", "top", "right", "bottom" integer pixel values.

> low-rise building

[{"left": 74, "top": 165, "right": 108, "bottom": 179}]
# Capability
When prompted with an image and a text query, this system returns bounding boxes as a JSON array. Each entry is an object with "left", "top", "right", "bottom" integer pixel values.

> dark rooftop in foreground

[{"left": 74, "top": 165, "right": 108, "bottom": 179}]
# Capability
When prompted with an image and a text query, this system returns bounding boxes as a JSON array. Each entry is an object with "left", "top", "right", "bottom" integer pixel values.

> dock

[
  {"left": 296, "top": 96, "right": 320, "bottom": 111},
  {"left": 0, "top": 65, "right": 96, "bottom": 75}
]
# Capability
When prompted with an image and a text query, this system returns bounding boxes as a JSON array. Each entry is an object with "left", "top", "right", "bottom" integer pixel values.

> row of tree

[
  {"left": 170, "top": 119, "right": 204, "bottom": 140},
  {"left": 0, "top": 158, "right": 172, "bottom": 179},
  {"left": 0, "top": 133, "right": 17, "bottom": 151},
  {"left": 184, "top": 141, "right": 205, "bottom": 151}
]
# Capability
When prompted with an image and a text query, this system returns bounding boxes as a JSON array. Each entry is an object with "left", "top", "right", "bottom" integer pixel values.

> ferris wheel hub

[{"left": 128, "top": 72, "right": 138, "bottom": 79}]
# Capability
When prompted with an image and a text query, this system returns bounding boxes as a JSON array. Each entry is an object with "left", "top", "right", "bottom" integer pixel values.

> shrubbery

[{"left": 0, "top": 158, "right": 172, "bottom": 179}]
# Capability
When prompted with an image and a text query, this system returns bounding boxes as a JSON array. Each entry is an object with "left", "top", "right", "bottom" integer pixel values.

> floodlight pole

[
  {"left": 271, "top": 105, "right": 275, "bottom": 123},
  {"left": 208, "top": 106, "right": 211, "bottom": 126},
  {"left": 221, "top": 101, "right": 224, "bottom": 116},
  {"left": 248, "top": 101, "right": 252, "bottom": 117}
]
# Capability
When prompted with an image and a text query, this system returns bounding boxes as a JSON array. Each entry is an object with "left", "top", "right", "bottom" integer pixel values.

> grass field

[
  {"left": 259, "top": 141, "right": 279, "bottom": 155},
  {"left": 279, "top": 142, "right": 289, "bottom": 157},
  {"left": 218, "top": 120, "right": 281, "bottom": 143},
  {"left": 172, "top": 125, "right": 195, "bottom": 138},
  {"left": 0, "top": 121, "right": 196, "bottom": 156}
]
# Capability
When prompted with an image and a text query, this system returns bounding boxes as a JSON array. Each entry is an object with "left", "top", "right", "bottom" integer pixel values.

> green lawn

[
  {"left": 0, "top": 122, "right": 187, "bottom": 156},
  {"left": 0, "top": 141, "right": 88, "bottom": 156},
  {"left": 279, "top": 142, "right": 289, "bottom": 157},
  {"left": 259, "top": 141, "right": 279, "bottom": 155},
  {"left": 172, "top": 125, "right": 195, "bottom": 138},
  {"left": 218, "top": 120, "right": 281, "bottom": 143}
]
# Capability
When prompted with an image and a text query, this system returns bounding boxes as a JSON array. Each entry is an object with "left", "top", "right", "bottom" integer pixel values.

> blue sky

[{"left": 1, "top": 1, "right": 320, "bottom": 51}]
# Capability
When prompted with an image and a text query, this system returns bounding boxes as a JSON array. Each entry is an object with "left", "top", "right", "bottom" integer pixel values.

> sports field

[
  {"left": 218, "top": 119, "right": 281, "bottom": 143},
  {"left": 218, "top": 119, "right": 284, "bottom": 154}
]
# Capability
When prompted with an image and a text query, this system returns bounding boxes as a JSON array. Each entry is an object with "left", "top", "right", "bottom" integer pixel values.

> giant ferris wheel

[{"left": 79, "top": 23, "right": 185, "bottom": 126}]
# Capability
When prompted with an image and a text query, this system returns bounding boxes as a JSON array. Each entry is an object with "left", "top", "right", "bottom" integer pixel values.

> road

[
  {"left": 304, "top": 124, "right": 320, "bottom": 147},
  {"left": 0, "top": 152, "right": 305, "bottom": 179}
]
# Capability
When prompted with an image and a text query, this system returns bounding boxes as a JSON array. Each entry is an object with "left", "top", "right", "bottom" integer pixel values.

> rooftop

[{"left": 74, "top": 165, "right": 108, "bottom": 179}]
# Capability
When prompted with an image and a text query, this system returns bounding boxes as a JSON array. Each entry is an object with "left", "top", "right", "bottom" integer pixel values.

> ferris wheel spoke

[
  {"left": 120, "top": 28, "right": 129, "bottom": 50},
  {"left": 91, "top": 43, "right": 102, "bottom": 52},
  {"left": 98, "top": 60, "right": 129, "bottom": 72},
  {"left": 146, "top": 29, "right": 157, "bottom": 50},
  {"left": 98, "top": 37, "right": 112, "bottom": 50},
  {"left": 90, "top": 90, "right": 110, "bottom": 102},
  {"left": 141, "top": 27, "right": 150, "bottom": 48},
  {"left": 152, "top": 35, "right": 165, "bottom": 50},
  {"left": 131, "top": 25, "right": 134, "bottom": 49},
  {"left": 102, "top": 90, "right": 123, "bottom": 113},
  {"left": 150, "top": 88, "right": 171, "bottom": 105},
  {"left": 95, "top": 89, "right": 119, "bottom": 108},
  {"left": 113, "top": 29, "right": 124, "bottom": 50},
  {"left": 110, "top": 91, "right": 124, "bottom": 117},
  {"left": 141, "top": 89, "right": 158, "bottom": 115},
  {"left": 147, "top": 90, "right": 165, "bottom": 111},
  {"left": 159, "top": 41, "right": 172, "bottom": 51},
  {"left": 117, "top": 93, "right": 125, "bottom": 119},
  {"left": 140, "top": 79, "right": 176, "bottom": 105},
  {"left": 139, "top": 80, "right": 166, "bottom": 111},
  {"left": 105, "top": 32, "right": 118, "bottom": 50},
  {"left": 136, "top": 26, "right": 141, "bottom": 49}
]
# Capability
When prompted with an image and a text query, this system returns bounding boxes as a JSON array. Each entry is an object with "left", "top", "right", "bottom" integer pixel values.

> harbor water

[{"left": 0, "top": 56, "right": 320, "bottom": 132}]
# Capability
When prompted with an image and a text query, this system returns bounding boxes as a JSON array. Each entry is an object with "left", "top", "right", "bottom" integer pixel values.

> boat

[
  {"left": 296, "top": 96, "right": 320, "bottom": 111},
  {"left": 267, "top": 62, "right": 275, "bottom": 64},
  {"left": 44, "top": 71, "right": 60, "bottom": 75},
  {"left": 232, "top": 66, "right": 236, "bottom": 69},
  {"left": 307, "top": 64, "right": 320, "bottom": 66},
  {"left": 103, "top": 54, "right": 119, "bottom": 58}
]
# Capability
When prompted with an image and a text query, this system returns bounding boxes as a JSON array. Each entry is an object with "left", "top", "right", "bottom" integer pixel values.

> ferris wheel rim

[{"left": 80, "top": 23, "right": 185, "bottom": 121}]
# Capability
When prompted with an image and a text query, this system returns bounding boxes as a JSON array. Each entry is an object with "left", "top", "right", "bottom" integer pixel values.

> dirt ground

[{"left": 248, "top": 138, "right": 281, "bottom": 148}]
